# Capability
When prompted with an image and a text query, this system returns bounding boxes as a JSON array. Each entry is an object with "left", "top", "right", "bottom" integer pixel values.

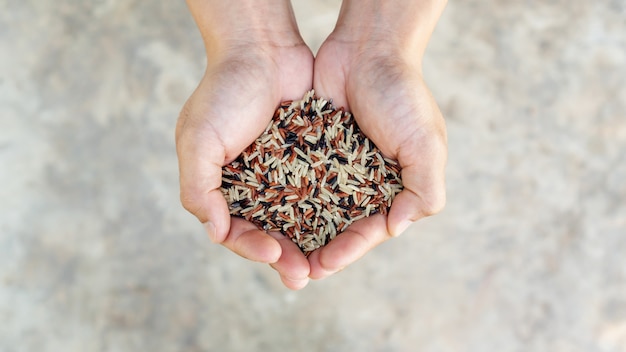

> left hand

[{"left": 308, "top": 34, "right": 448, "bottom": 279}]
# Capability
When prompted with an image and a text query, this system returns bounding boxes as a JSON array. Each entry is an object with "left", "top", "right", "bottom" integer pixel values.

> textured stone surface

[{"left": 1, "top": 0, "right": 625, "bottom": 351}]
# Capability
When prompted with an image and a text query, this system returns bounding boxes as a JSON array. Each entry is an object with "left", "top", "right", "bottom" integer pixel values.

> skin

[{"left": 176, "top": 0, "right": 448, "bottom": 289}]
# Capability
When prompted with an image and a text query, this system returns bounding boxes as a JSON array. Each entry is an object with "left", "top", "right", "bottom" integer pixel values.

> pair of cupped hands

[{"left": 175, "top": 29, "right": 447, "bottom": 290}]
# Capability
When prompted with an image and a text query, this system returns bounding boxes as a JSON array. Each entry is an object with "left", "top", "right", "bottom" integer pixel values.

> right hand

[{"left": 175, "top": 42, "right": 314, "bottom": 290}]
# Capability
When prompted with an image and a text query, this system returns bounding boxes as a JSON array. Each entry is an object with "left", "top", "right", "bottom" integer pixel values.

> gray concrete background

[{"left": 1, "top": 0, "right": 625, "bottom": 351}]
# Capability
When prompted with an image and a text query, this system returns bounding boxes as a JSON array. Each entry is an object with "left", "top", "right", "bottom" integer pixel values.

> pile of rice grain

[{"left": 221, "top": 90, "right": 403, "bottom": 254}]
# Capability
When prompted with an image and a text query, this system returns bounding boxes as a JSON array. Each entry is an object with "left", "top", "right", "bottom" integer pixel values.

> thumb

[
  {"left": 176, "top": 117, "right": 231, "bottom": 243},
  {"left": 387, "top": 128, "right": 447, "bottom": 237}
]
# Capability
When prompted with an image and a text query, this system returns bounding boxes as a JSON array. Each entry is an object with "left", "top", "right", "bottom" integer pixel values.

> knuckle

[
  {"left": 420, "top": 191, "right": 446, "bottom": 217},
  {"left": 180, "top": 191, "right": 204, "bottom": 217}
]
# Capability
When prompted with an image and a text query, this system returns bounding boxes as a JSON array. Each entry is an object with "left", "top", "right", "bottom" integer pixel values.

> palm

[
  {"left": 310, "top": 38, "right": 447, "bottom": 278},
  {"left": 180, "top": 46, "right": 314, "bottom": 161}
]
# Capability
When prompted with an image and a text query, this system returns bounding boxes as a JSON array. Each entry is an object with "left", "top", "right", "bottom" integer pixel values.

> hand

[
  {"left": 176, "top": 0, "right": 314, "bottom": 289},
  {"left": 309, "top": 5, "right": 448, "bottom": 279}
]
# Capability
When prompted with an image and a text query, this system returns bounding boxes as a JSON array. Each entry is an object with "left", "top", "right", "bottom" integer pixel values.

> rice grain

[{"left": 220, "top": 90, "right": 403, "bottom": 254}]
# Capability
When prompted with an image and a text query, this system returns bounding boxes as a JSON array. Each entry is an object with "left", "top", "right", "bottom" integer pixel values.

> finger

[
  {"left": 268, "top": 232, "right": 310, "bottom": 289},
  {"left": 388, "top": 125, "right": 447, "bottom": 237},
  {"left": 306, "top": 250, "right": 336, "bottom": 280},
  {"left": 220, "top": 218, "right": 282, "bottom": 263},
  {"left": 386, "top": 189, "right": 428, "bottom": 237},
  {"left": 176, "top": 111, "right": 234, "bottom": 243},
  {"left": 308, "top": 214, "right": 389, "bottom": 280},
  {"left": 279, "top": 276, "right": 310, "bottom": 290}
]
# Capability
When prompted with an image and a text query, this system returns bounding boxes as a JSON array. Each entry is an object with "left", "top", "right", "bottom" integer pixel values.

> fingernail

[
  {"left": 203, "top": 221, "right": 217, "bottom": 242},
  {"left": 394, "top": 220, "right": 414, "bottom": 237}
]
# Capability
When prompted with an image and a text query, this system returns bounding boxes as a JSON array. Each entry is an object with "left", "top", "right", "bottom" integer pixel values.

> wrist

[
  {"left": 186, "top": 0, "right": 305, "bottom": 58},
  {"left": 331, "top": 0, "right": 447, "bottom": 58}
]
